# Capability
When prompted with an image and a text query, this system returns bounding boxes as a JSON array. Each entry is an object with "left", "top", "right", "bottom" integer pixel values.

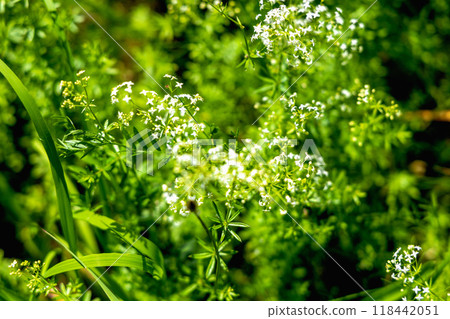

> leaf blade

[
  {"left": 43, "top": 253, "right": 158, "bottom": 278},
  {"left": 0, "top": 59, "right": 77, "bottom": 252}
]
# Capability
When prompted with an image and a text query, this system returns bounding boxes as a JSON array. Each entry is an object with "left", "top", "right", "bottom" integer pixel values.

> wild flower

[
  {"left": 60, "top": 70, "right": 91, "bottom": 110},
  {"left": 9, "top": 259, "right": 90, "bottom": 300},
  {"left": 252, "top": 0, "right": 363, "bottom": 67},
  {"left": 9, "top": 259, "right": 56, "bottom": 296},
  {"left": 281, "top": 93, "right": 326, "bottom": 134},
  {"left": 111, "top": 76, "right": 205, "bottom": 143},
  {"left": 386, "top": 245, "right": 435, "bottom": 301}
]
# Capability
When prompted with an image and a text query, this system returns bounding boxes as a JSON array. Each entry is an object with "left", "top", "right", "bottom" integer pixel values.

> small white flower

[
  {"left": 175, "top": 82, "right": 184, "bottom": 89},
  {"left": 124, "top": 85, "right": 133, "bottom": 93},
  {"left": 415, "top": 294, "right": 423, "bottom": 301},
  {"left": 140, "top": 90, "right": 149, "bottom": 96},
  {"left": 412, "top": 286, "right": 421, "bottom": 294},
  {"left": 123, "top": 95, "right": 132, "bottom": 103},
  {"left": 422, "top": 287, "right": 430, "bottom": 294}
]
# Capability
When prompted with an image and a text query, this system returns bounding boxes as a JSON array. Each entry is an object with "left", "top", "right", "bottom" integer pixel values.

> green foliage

[
  {"left": 0, "top": 0, "right": 448, "bottom": 301},
  {"left": 0, "top": 58, "right": 77, "bottom": 252}
]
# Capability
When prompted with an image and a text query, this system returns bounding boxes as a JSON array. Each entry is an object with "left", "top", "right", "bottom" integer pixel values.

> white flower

[
  {"left": 412, "top": 286, "right": 421, "bottom": 294},
  {"left": 402, "top": 297, "right": 407, "bottom": 301},
  {"left": 175, "top": 82, "right": 184, "bottom": 88},
  {"left": 8, "top": 260, "right": 17, "bottom": 268},
  {"left": 164, "top": 74, "right": 177, "bottom": 80},
  {"left": 123, "top": 95, "right": 132, "bottom": 103},
  {"left": 140, "top": 90, "right": 149, "bottom": 96},
  {"left": 393, "top": 247, "right": 402, "bottom": 257},
  {"left": 124, "top": 86, "right": 132, "bottom": 93},
  {"left": 165, "top": 193, "right": 179, "bottom": 205},
  {"left": 415, "top": 294, "right": 423, "bottom": 301},
  {"left": 157, "top": 103, "right": 165, "bottom": 112},
  {"left": 422, "top": 287, "right": 430, "bottom": 294}
]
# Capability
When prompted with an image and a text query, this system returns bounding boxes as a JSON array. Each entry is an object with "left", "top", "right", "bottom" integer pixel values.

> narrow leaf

[
  {"left": 0, "top": 59, "right": 77, "bottom": 252},
  {"left": 44, "top": 253, "right": 158, "bottom": 278},
  {"left": 42, "top": 229, "right": 118, "bottom": 301},
  {"left": 206, "top": 257, "right": 216, "bottom": 278},
  {"left": 74, "top": 211, "right": 165, "bottom": 278}
]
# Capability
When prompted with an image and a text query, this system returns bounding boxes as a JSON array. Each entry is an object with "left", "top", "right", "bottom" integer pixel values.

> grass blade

[
  {"left": 42, "top": 229, "right": 119, "bottom": 301},
  {"left": 0, "top": 59, "right": 77, "bottom": 252},
  {"left": 43, "top": 253, "right": 158, "bottom": 278},
  {"left": 74, "top": 210, "right": 165, "bottom": 278}
]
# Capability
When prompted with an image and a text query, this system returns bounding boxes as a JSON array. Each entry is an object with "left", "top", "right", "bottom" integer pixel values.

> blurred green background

[{"left": 0, "top": 0, "right": 448, "bottom": 300}]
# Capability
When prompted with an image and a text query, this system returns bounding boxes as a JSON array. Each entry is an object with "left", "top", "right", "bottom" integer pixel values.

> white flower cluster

[
  {"left": 111, "top": 81, "right": 135, "bottom": 105},
  {"left": 161, "top": 125, "right": 328, "bottom": 216},
  {"left": 252, "top": 0, "right": 363, "bottom": 67},
  {"left": 386, "top": 245, "right": 432, "bottom": 301},
  {"left": 357, "top": 84, "right": 401, "bottom": 120},
  {"left": 111, "top": 76, "right": 205, "bottom": 141},
  {"left": 282, "top": 92, "right": 325, "bottom": 134}
]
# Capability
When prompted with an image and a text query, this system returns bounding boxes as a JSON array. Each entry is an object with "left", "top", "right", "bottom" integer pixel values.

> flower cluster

[
  {"left": 60, "top": 70, "right": 91, "bottom": 110},
  {"left": 111, "top": 75, "right": 205, "bottom": 141},
  {"left": 386, "top": 246, "right": 433, "bottom": 301},
  {"left": 331, "top": 84, "right": 402, "bottom": 147},
  {"left": 161, "top": 131, "right": 328, "bottom": 217},
  {"left": 9, "top": 259, "right": 89, "bottom": 300},
  {"left": 9, "top": 259, "right": 56, "bottom": 296},
  {"left": 357, "top": 85, "right": 401, "bottom": 120},
  {"left": 282, "top": 92, "right": 325, "bottom": 134},
  {"left": 252, "top": 0, "right": 363, "bottom": 67}
]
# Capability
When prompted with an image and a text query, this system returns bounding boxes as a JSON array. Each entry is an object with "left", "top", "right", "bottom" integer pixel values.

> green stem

[{"left": 194, "top": 211, "right": 221, "bottom": 297}]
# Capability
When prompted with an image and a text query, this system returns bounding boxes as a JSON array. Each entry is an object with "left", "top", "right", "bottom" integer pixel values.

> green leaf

[
  {"left": 74, "top": 211, "right": 165, "bottom": 279},
  {"left": 190, "top": 252, "right": 212, "bottom": 259},
  {"left": 0, "top": 59, "right": 77, "bottom": 252},
  {"left": 197, "top": 238, "right": 214, "bottom": 252},
  {"left": 228, "top": 229, "right": 242, "bottom": 242},
  {"left": 44, "top": 253, "right": 158, "bottom": 278},
  {"left": 228, "top": 222, "right": 249, "bottom": 228},
  {"left": 206, "top": 257, "right": 216, "bottom": 278},
  {"left": 228, "top": 209, "right": 241, "bottom": 222},
  {"left": 42, "top": 229, "right": 119, "bottom": 301}
]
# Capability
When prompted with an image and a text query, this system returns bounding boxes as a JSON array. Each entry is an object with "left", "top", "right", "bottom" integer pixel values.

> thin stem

[
  {"left": 194, "top": 211, "right": 221, "bottom": 296},
  {"left": 83, "top": 87, "right": 102, "bottom": 129}
]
